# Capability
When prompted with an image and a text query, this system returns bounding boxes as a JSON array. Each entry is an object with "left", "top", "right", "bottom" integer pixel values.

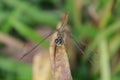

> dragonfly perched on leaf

[{"left": 20, "top": 12, "right": 95, "bottom": 64}]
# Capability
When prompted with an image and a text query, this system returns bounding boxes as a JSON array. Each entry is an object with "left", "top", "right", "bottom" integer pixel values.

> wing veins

[
  {"left": 19, "top": 29, "right": 58, "bottom": 60},
  {"left": 71, "top": 34, "right": 94, "bottom": 65}
]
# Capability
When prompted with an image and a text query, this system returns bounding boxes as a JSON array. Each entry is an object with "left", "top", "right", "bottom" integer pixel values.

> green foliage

[
  {"left": 0, "top": 57, "right": 32, "bottom": 80},
  {"left": 0, "top": 0, "right": 120, "bottom": 80}
]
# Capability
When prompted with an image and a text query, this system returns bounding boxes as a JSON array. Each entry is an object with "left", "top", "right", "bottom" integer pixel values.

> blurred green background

[{"left": 0, "top": 0, "right": 120, "bottom": 80}]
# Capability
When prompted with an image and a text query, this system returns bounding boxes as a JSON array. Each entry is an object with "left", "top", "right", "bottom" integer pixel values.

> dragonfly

[{"left": 20, "top": 12, "right": 94, "bottom": 64}]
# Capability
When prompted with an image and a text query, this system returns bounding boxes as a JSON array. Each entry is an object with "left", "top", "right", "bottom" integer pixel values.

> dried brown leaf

[
  {"left": 33, "top": 53, "right": 52, "bottom": 80},
  {"left": 49, "top": 13, "right": 72, "bottom": 80}
]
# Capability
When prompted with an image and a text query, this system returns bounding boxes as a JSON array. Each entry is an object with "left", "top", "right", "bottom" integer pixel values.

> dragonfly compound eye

[{"left": 55, "top": 37, "right": 64, "bottom": 46}]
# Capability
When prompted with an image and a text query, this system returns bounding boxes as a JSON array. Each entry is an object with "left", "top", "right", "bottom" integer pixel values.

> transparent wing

[
  {"left": 19, "top": 29, "right": 58, "bottom": 60},
  {"left": 70, "top": 34, "right": 95, "bottom": 65}
]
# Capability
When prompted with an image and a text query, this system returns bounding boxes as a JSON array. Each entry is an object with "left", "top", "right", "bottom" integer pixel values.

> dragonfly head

[{"left": 55, "top": 36, "right": 64, "bottom": 46}]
